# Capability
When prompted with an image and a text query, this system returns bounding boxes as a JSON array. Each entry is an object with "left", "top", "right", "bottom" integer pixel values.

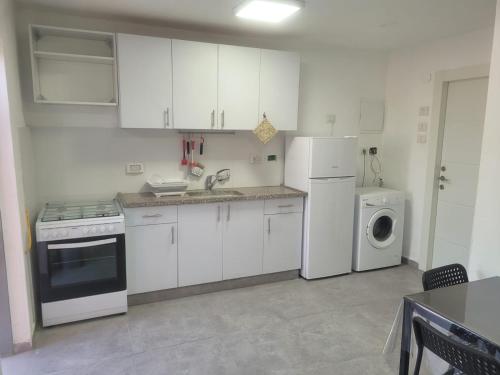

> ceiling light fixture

[{"left": 235, "top": 0, "right": 305, "bottom": 23}]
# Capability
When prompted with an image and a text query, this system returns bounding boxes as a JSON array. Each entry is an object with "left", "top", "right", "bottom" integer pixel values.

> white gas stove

[{"left": 36, "top": 200, "right": 127, "bottom": 327}]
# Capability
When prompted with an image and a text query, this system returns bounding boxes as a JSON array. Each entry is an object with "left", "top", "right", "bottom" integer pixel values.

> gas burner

[{"left": 41, "top": 200, "right": 121, "bottom": 222}]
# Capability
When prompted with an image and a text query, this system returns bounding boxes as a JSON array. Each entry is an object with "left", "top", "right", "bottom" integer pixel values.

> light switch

[
  {"left": 419, "top": 106, "right": 430, "bottom": 116},
  {"left": 416, "top": 134, "right": 427, "bottom": 144},
  {"left": 417, "top": 122, "right": 428, "bottom": 132}
]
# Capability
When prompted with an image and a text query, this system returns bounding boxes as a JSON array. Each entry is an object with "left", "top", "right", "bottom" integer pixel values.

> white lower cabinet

[
  {"left": 263, "top": 212, "right": 303, "bottom": 273},
  {"left": 126, "top": 223, "right": 178, "bottom": 294},
  {"left": 178, "top": 203, "right": 223, "bottom": 287},
  {"left": 222, "top": 201, "right": 264, "bottom": 279},
  {"left": 125, "top": 198, "right": 303, "bottom": 293}
]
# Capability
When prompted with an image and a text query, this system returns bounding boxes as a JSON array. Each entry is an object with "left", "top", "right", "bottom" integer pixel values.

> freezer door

[
  {"left": 302, "top": 177, "right": 355, "bottom": 279},
  {"left": 309, "top": 137, "right": 357, "bottom": 178}
]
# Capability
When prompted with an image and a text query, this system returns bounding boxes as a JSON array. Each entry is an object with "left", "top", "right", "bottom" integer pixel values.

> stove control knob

[
  {"left": 107, "top": 225, "right": 115, "bottom": 232},
  {"left": 90, "top": 226, "right": 97, "bottom": 234}
]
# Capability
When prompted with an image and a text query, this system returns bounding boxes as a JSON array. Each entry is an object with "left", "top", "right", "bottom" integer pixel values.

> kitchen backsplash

[{"left": 31, "top": 127, "right": 285, "bottom": 207}]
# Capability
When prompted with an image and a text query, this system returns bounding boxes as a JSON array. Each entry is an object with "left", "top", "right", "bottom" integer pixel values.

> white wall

[
  {"left": 383, "top": 28, "right": 494, "bottom": 265},
  {"left": 469, "top": 2, "right": 500, "bottom": 280},
  {"left": 15, "top": 5, "right": 388, "bottom": 209},
  {"left": 0, "top": 0, "right": 34, "bottom": 350}
]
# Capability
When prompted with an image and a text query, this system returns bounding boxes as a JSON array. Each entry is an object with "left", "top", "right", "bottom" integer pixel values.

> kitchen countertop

[{"left": 117, "top": 186, "right": 307, "bottom": 208}]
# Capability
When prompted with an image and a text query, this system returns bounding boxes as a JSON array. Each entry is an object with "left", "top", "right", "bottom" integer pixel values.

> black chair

[
  {"left": 413, "top": 316, "right": 500, "bottom": 375},
  {"left": 422, "top": 263, "right": 469, "bottom": 291},
  {"left": 421, "top": 264, "right": 498, "bottom": 357}
]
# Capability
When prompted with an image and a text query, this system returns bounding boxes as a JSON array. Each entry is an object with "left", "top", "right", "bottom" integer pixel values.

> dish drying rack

[{"left": 147, "top": 175, "right": 189, "bottom": 198}]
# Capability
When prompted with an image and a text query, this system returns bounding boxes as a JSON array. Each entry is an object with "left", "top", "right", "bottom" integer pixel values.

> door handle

[
  {"left": 211, "top": 110, "right": 215, "bottom": 128},
  {"left": 217, "top": 205, "right": 221, "bottom": 222},
  {"left": 227, "top": 204, "right": 230, "bottom": 221},
  {"left": 268, "top": 217, "right": 271, "bottom": 234},
  {"left": 171, "top": 225, "right": 175, "bottom": 244},
  {"left": 221, "top": 110, "right": 225, "bottom": 129},
  {"left": 278, "top": 204, "right": 294, "bottom": 208}
]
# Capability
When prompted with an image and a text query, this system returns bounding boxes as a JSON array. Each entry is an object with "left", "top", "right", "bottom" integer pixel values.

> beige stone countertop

[{"left": 117, "top": 186, "right": 307, "bottom": 208}]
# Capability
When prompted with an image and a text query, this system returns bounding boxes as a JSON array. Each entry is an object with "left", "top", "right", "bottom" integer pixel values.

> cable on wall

[{"left": 370, "top": 154, "right": 382, "bottom": 185}]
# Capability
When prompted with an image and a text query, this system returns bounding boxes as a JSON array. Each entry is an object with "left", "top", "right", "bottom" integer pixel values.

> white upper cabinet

[
  {"left": 218, "top": 45, "right": 260, "bottom": 130},
  {"left": 117, "top": 34, "right": 172, "bottom": 129},
  {"left": 259, "top": 49, "right": 300, "bottom": 131},
  {"left": 172, "top": 40, "right": 218, "bottom": 130}
]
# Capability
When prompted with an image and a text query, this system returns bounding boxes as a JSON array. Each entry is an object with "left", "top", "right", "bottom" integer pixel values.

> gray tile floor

[{"left": 1, "top": 265, "right": 422, "bottom": 375}]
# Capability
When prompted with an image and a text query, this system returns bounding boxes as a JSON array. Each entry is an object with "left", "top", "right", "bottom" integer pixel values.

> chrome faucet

[{"left": 205, "top": 169, "right": 231, "bottom": 190}]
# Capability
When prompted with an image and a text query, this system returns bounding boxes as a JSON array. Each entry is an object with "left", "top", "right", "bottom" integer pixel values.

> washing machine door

[{"left": 366, "top": 208, "right": 397, "bottom": 249}]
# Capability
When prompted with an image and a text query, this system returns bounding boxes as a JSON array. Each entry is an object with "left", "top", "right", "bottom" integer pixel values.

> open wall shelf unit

[{"left": 29, "top": 24, "right": 118, "bottom": 106}]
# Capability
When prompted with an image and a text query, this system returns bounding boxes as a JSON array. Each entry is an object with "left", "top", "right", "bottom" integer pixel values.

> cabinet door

[
  {"left": 222, "top": 201, "right": 264, "bottom": 279},
  {"left": 172, "top": 40, "right": 218, "bottom": 129},
  {"left": 259, "top": 49, "right": 300, "bottom": 131},
  {"left": 263, "top": 213, "right": 302, "bottom": 273},
  {"left": 218, "top": 45, "right": 260, "bottom": 130},
  {"left": 117, "top": 34, "right": 172, "bottom": 129},
  {"left": 178, "top": 203, "right": 223, "bottom": 286},
  {"left": 125, "top": 223, "right": 177, "bottom": 294}
]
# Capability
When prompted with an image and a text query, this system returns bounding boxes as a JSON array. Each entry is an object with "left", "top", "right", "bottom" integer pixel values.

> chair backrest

[
  {"left": 422, "top": 263, "right": 469, "bottom": 291},
  {"left": 413, "top": 317, "right": 500, "bottom": 375}
]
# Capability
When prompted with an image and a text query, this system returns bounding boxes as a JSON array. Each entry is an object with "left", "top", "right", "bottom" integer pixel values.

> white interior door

[{"left": 432, "top": 77, "right": 488, "bottom": 268}]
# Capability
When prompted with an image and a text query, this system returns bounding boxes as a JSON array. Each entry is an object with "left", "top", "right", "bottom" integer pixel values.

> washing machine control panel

[{"left": 362, "top": 194, "right": 404, "bottom": 207}]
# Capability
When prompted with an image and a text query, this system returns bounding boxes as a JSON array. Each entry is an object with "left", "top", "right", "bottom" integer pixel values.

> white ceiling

[{"left": 16, "top": 0, "right": 497, "bottom": 49}]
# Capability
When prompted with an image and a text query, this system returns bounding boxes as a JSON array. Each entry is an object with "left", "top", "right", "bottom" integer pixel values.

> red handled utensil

[{"left": 181, "top": 137, "right": 188, "bottom": 166}]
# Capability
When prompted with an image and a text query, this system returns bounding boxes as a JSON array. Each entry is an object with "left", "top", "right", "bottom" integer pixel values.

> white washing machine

[{"left": 353, "top": 187, "right": 405, "bottom": 271}]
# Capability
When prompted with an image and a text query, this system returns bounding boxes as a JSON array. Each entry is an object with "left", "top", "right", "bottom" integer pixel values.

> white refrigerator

[{"left": 285, "top": 137, "right": 357, "bottom": 279}]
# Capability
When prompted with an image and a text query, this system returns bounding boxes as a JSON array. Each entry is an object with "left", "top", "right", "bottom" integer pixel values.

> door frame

[
  {"left": 420, "top": 64, "right": 489, "bottom": 271},
  {"left": 0, "top": 210, "right": 14, "bottom": 355}
]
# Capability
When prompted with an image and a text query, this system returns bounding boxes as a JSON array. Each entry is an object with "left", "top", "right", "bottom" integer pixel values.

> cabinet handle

[
  {"left": 211, "top": 110, "right": 215, "bottom": 128},
  {"left": 142, "top": 214, "right": 162, "bottom": 219},
  {"left": 227, "top": 204, "right": 231, "bottom": 221},
  {"left": 171, "top": 225, "right": 175, "bottom": 244},
  {"left": 221, "top": 110, "right": 225, "bottom": 129},
  {"left": 166, "top": 108, "right": 170, "bottom": 127},
  {"left": 268, "top": 217, "right": 271, "bottom": 234},
  {"left": 217, "top": 205, "right": 221, "bottom": 222},
  {"left": 278, "top": 204, "right": 294, "bottom": 208},
  {"left": 163, "top": 110, "right": 168, "bottom": 128}
]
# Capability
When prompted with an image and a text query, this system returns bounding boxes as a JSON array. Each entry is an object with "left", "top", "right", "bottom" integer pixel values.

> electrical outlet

[
  {"left": 369, "top": 147, "right": 378, "bottom": 155},
  {"left": 126, "top": 162, "right": 144, "bottom": 175},
  {"left": 249, "top": 154, "right": 262, "bottom": 164}
]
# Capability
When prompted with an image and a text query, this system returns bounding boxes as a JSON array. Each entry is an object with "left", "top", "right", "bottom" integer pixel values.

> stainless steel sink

[{"left": 185, "top": 189, "right": 244, "bottom": 198}]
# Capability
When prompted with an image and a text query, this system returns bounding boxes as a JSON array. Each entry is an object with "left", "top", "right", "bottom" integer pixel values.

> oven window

[{"left": 47, "top": 238, "right": 118, "bottom": 288}]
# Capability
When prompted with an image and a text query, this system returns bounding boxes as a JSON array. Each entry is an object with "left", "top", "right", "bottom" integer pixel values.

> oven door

[{"left": 37, "top": 234, "right": 126, "bottom": 303}]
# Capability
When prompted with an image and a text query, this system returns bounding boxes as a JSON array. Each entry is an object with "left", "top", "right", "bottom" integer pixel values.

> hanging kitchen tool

[
  {"left": 253, "top": 113, "right": 277, "bottom": 144},
  {"left": 200, "top": 135, "right": 204, "bottom": 155},
  {"left": 181, "top": 137, "right": 188, "bottom": 166}
]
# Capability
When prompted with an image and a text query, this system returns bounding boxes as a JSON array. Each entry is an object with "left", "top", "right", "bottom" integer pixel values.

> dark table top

[{"left": 405, "top": 277, "right": 500, "bottom": 346}]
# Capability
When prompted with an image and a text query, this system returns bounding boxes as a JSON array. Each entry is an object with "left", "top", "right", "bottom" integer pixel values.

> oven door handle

[{"left": 47, "top": 238, "right": 117, "bottom": 250}]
